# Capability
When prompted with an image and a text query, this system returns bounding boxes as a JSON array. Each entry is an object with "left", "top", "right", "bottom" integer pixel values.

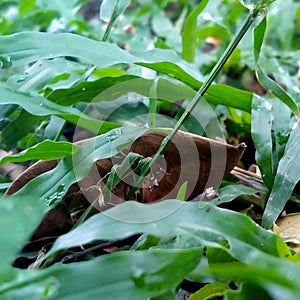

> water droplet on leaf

[
  {"left": 45, "top": 184, "right": 66, "bottom": 206},
  {"left": 0, "top": 56, "right": 12, "bottom": 68}
]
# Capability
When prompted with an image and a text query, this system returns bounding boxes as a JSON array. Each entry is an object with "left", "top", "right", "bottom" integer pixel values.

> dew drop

[
  {"left": 45, "top": 184, "right": 66, "bottom": 206},
  {"left": 17, "top": 77, "right": 26, "bottom": 83}
]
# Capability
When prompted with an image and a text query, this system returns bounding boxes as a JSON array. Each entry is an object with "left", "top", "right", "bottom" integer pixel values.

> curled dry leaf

[
  {"left": 7, "top": 129, "right": 246, "bottom": 249},
  {"left": 7, "top": 129, "right": 246, "bottom": 202}
]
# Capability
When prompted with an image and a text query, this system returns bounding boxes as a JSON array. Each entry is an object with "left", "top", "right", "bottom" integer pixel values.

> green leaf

[
  {"left": 0, "top": 196, "right": 46, "bottom": 271},
  {"left": 253, "top": 16, "right": 299, "bottom": 117},
  {"left": 240, "top": 0, "right": 275, "bottom": 10},
  {"left": 188, "top": 282, "right": 230, "bottom": 300},
  {"left": 251, "top": 95, "right": 274, "bottom": 190},
  {"left": 138, "top": 62, "right": 252, "bottom": 112},
  {"left": 0, "top": 140, "right": 80, "bottom": 165},
  {"left": 0, "top": 82, "right": 119, "bottom": 134},
  {"left": 14, "top": 126, "right": 147, "bottom": 205},
  {"left": 18, "top": 0, "right": 36, "bottom": 16},
  {"left": 0, "top": 32, "right": 135, "bottom": 69},
  {"left": 176, "top": 181, "right": 188, "bottom": 201},
  {"left": 181, "top": 0, "right": 209, "bottom": 62},
  {"left": 46, "top": 201, "right": 284, "bottom": 261},
  {"left": 1, "top": 110, "right": 44, "bottom": 150},
  {"left": 213, "top": 184, "right": 258, "bottom": 205},
  {"left": 48, "top": 75, "right": 252, "bottom": 113},
  {"left": 199, "top": 259, "right": 300, "bottom": 300},
  {"left": 262, "top": 121, "right": 300, "bottom": 228},
  {"left": 0, "top": 249, "right": 201, "bottom": 299},
  {"left": 100, "top": 0, "right": 129, "bottom": 22}
]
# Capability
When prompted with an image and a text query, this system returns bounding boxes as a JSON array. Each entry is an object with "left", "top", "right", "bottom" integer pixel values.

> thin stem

[
  {"left": 127, "top": 10, "right": 259, "bottom": 198},
  {"left": 148, "top": 78, "right": 158, "bottom": 128}
]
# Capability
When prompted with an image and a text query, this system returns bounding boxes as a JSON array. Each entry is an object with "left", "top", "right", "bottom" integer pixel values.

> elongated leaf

[
  {"left": 1, "top": 110, "right": 44, "bottom": 149},
  {"left": 0, "top": 82, "right": 119, "bottom": 134},
  {"left": 262, "top": 121, "right": 300, "bottom": 228},
  {"left": 0, "top": 249, "right": 200, "bottom": 299},
  {"left": 0, "top": 32, "right": 136, "bottom": 69},
  {"left": 6, "top": 58, "right": 86, "bottom": 92},
  {"left": 188, "top": 282, "right": 230, "bottom": 300},
  {"left": 213, "top": 184, "right": 258, "bottom": 205},
  {"left": 251, "top": 95, "right": 274, "bottom": 190},
  {"left": 199, "top": 258, "right": 300, "bottom": 300},
  {"left": 0, "top": 196, "right": 46, "bottom": 271},
  {"left": 14, "top": 126, "right": 147, "bottom": 205},
  {"left": 100, "top": 0, "right": 129, "bottom": 22},
  {"left": 48, "top": 75, "right": 252, "bottom": 113},
  {"left": 253, "top": 16, "right": 299, "bottom": 116},
  {"left": 47, "top": 200, "right": 286, "bottom": 261},
  {"left": 181, "top": 0, "right": 209, "bottom": 62},
  {"left": 0, "top": 32, "right": 252, "bottom": 112},
  {"left": 138, "top": 62, "right": 252, "bottom": 112},
  {"left": 0, "top": 140, "right": 80, "bottom": 165}
]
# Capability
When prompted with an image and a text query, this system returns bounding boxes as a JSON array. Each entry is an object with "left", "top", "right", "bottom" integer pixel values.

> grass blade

[
  {"left": 262, "top": 121, "right": 300, "bottom": 228},
  {"left": 251, "top": 95, "right": 274, "bottom": 190},
  {"left": 253, "top": 15, "right": 300, "bottom": 117},
  {"left": 0, "top": 140, "right": 80, "bottom": 165},
  {"left": 181, "top": 0, "right": 209, "bottom": 62}
]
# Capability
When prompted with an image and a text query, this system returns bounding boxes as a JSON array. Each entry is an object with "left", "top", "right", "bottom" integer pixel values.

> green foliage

[
  {"left": 0, "top": 140, "right": 80, "bottom": 164},
  {"left": 1, "top": 0, "right": 300, "bottom": 299}
]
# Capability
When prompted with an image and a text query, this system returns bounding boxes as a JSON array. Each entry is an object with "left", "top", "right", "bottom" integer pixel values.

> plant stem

[
  {"left": 127, "top": 10, "right": 261, "bottom": 197},
  {"left": 148, "top": 78, "right": 158, "bottom": 128}
]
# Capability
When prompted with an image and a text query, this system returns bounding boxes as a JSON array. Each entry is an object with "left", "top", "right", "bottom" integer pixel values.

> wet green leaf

[
  {"left": 253, "top": 15, "right": 299, "bottom": 117},
  {"left": 0, "top": 140, "right": 80, "bottom": 165},
  {"left": 251, "top": 95, "right": 274, "bottom": 190},
  {"left": 0, "top": 249, "right": 201, "bottom": 299}
]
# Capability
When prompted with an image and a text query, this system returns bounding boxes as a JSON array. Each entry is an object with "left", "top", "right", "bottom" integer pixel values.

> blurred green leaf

[
  {"left": 240, "top": 0, "right": 275, "bottom": 10},
  {"left": 0, "top": 140, "right": 80, "bottom": 165},
  {"left": 100, "top": 0, "right": 129, "bottom": 22},
  {"left": 0, "top": 249, "right": 201, "bottom": 299},
  {"left": 181, "top": 0, "right": 209, "bottom": 62},
  {"left": 188, "top": 282, "right": 230, "bottom": 300},
  {"left": 0, "top": 196, "right": 46, "bottom": 271},
  {"left": 198, "top": 259, "right": 300, "bottom": 300},
  {"left": 18, "top": 0, "right": 36, "bottom": 16}
]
